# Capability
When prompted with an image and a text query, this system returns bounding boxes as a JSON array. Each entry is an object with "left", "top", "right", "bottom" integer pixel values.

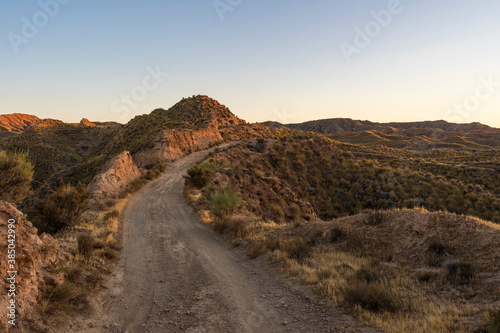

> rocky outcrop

[
  {"left": 79, "top": 118, "right": 97, "bottom": 127},
  {"left": 87, "top": 151, "right": 141, "bottom": 204},
  {"left": 0, "top": 201, "right": 66, "bottom": 332},
  {"left": 133, "top": 126, "right": 224, "bottom": 167}
]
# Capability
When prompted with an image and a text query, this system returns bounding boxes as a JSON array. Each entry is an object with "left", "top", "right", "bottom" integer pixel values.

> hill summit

[{"left": 0, "top": 113, "right": 40, "bottom": 133}]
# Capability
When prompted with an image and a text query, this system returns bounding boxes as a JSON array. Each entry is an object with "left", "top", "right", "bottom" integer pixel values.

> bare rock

[
  {"left": 79, "top": 118, "right": 97, "bottom": 127},
  {"left": 133, "top": 126, "right": 223, "bottom": 167},
  {"left": 88, "top": 151, "right": 141, "bottom": 204},
  {"left": 0, "top": 201, "right": 66, "bottom": 332}
]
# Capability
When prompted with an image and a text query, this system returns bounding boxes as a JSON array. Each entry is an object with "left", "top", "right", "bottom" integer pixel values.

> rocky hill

[{"left": 0, "top": 113, "right": 41, "bottom": 133}]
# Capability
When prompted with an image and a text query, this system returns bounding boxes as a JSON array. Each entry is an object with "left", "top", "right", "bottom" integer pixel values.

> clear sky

[{"left": 1, "top": 0, "right": 500, "bottom": 127}]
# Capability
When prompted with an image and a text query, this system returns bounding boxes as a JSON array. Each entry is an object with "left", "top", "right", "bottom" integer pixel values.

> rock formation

[
  {"left": 87, "top": 151, "right": 141, "bottom": 204},
  {"left": 133, "top": 126, "right": 223, "bottom": 167},
  {"left": 79, "top": 118, "right": 97, "bottom": 127},
  {"left": 0, "top": 201, "right": 66, "bottom": 332}
]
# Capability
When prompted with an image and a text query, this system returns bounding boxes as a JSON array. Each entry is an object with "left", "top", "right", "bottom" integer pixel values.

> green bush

[
  {"left": 31, "top": 183, "right": 90, "bottom": 234},
  {"left": 210, "top": 190, "right": 241, "bottom": 220},
  {"left": 186, "top": 163, "right": 214, "bottom": 188},
  {"left": 0, "top": 150, "right": 34, "bottom": 202}
]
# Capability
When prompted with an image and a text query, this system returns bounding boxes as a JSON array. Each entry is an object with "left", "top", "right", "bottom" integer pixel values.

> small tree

[
  {"left": 0, "top": 150, "right": 34, "bottom": 202},
  {"left": 31, "top": 183, "right": 90, "bottom": 234}
]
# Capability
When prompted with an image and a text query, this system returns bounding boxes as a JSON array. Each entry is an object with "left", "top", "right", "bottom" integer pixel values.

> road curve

[{"left": 73, "top": 147, "right": 379, "bottom": 333}]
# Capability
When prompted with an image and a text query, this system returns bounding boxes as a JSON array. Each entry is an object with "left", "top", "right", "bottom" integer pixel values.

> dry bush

[
  {"left": 77, "top": 233, "right": 93, "bottom": 259},
  {"left": 281, "top": 237, "right": 311, "bottom": 262},
  {"left": 325, "top": 226, "right": 344, "bottom": 243},
  {"left": 44, "top": 280, "right": 78, "bottom": 314},
  {"left": 489, "top": 308, "right": 500, "bottom": 333},
  {"left": 85, "top": 270, "right": 103, "bottom": 290},
  {"left": 227, "top": 216, "right": 251, "bottom": 238},
  {"left": 316, "top": 268, "right": 333, "bottom": 281},
  {"left": 426, "top": 239, "right": 449, "bottom": 267},
  {"left": 367, "top": 211, "right": 384, "bottom": 225},
  {"left": 212, "top": 217, "right": 228, "bottom": 234},
  {"left": 343, "top": 281, "right": 399, "bottom": 313},
  {"left": 103, "top": 210, "right": 120, "bottom": 221},
  {"left": 444, "top": 259, "right": 475, "bottom": 284},
  {"left": 64, "top": 266, "right": 82, "bottom": 283},
  {"left": 416, "top": 269, "right": 441, "bottom": 283},
  {"left": 247, "top": 238, "right": 281, "bottom": 259}
]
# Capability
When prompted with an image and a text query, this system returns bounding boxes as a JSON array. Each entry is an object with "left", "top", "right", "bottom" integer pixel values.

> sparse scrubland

[
  {"left": 2, "top": 97, "right": 500, "bottom": 332},
  {"left": 185, "top": 135, "right": 500, "bottom": 332}
]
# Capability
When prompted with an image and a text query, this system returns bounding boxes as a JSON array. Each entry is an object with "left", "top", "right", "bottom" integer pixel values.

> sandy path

[{"left": 69, "top": 147, "right": 379, "bottom": 333}]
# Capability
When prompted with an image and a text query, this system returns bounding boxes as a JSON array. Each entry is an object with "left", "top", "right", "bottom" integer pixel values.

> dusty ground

[{"left": 67, "top": 148, "right": 379, "bottom": 333}]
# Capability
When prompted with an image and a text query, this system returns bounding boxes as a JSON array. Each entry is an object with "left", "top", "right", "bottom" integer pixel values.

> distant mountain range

[{"left": 263, "top": 119, "right": 500, "bottom": 150}]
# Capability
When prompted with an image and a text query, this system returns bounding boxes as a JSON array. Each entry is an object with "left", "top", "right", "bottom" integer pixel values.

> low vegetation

[
  {"left": 0, "top": 150, "right": 34, "bottom": 202},
  {"left": 185, "top": 137, "right": 500, "bottom": 333},
  {"left": 29, "top": 183, "right": 90, "bottom": 234}
]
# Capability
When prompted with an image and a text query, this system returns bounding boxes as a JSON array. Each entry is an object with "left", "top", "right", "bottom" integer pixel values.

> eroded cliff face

[
  {"left": 87, "top": 151, "right": 141, "bottom": 205},
  {"left": 133, "top": 125, "right": 224, "bottom": 167},
  {"left": 0, "top": 201, "right": 66, "bottom": 332}
]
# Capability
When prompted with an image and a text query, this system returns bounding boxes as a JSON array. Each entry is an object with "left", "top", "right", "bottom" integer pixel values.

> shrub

[
  {"left": 0, "top": 150, "right": 34, "bottom": 202},
  {"left": 270, "top": 203, "right": 286, "bottom": 224},
  {"left": 444, "top": 259, "right": 475, "bottom": 284},
  {"left": 85, "top": 271, "right": 103, "bottom": 290},
  {"left": 64, "top": 266, "right": 82, "bottom": 283},
  {"left": 489, "top": 308, "right": 500, "bottom": 333},
  {"left": 316, "top": 268, "right": 333, "bottom": 281},
  {"left": 210, "top": 190, "right": 241, "bottom": 220},
  {"left": 212, "top": 217, "right": 229, "bottom": 234},
  {"left": 350, "top": 268, "right": 380, "bottom": 283},
  {"left": 227, "top": 216, "right": 251, "bottom": 238},
  {"left": 367, "top": 211, "right": 384, "bottom": 225},
  {"left": 426, "top": 239, "right": 448, "bottom": 267},
  {"left": 282, "top": 237, "right": 311, "bottom": 262},
  {"left": 77, "top": 234, "right": 93, "bottom": 259},
  {"left": 344, "top": 281, "right": 399, "bottom": 312},
  {"left": 103, "top": 210, "right": 120, "bottom": 221},
  {"left": 186, "top": 163, "right": 214, "bottom": 188},
  {"left": 326, "top": 226, "right": 344, "bottom": 243},
  {"left": 100, "top": 248, "right": 117, "bottom": 261},
  {"left": 416, "top": 269, "right": 440, "bottom": 283},
  {"left": 45, "top": 280, "right": 78, "bottom": 314},
  {"left": 31, "top": 183, "right": 90, "bottom": 234}
]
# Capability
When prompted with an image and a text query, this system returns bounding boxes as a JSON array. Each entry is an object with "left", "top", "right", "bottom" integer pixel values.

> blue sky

[{"left": 1, "top": 0, "right": 500, "bottom": 127}]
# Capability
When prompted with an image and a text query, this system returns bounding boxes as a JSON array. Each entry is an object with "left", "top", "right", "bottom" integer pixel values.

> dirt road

[{"left": 71, "top": 147, "right": 379, "bottom": 333}]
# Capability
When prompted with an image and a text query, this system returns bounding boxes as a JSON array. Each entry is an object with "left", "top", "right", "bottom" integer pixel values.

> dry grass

[
  {"left": 187, "top": 183, "right": 500, "bottom": 332},
  {"left": 44, "top": 194, "right": 131, "bottom": 324}
]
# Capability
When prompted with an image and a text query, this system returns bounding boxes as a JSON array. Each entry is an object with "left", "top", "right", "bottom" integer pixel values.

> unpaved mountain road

[{"left": 71, "top": 147, "right": 379, "bottom": 333}]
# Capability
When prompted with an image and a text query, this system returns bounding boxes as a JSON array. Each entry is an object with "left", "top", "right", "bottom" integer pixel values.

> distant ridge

[
  {"left": 262, "top": 118, "right": 497, "bottom": 135},
  {"left": 0, "top": 113, "right": 40, "bottom": 133},
  {"left": 262, "top": 118, "right": 500, "bottom": 150}
]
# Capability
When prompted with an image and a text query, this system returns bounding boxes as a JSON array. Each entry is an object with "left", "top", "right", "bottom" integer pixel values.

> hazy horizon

[{"left": 2, "top": 1, "right": 500, "bottom": 127}]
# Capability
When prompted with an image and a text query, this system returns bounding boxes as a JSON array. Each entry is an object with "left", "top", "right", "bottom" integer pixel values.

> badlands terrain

[{"left": 0, "top": 95, "right": 499, "bottom": 332}]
